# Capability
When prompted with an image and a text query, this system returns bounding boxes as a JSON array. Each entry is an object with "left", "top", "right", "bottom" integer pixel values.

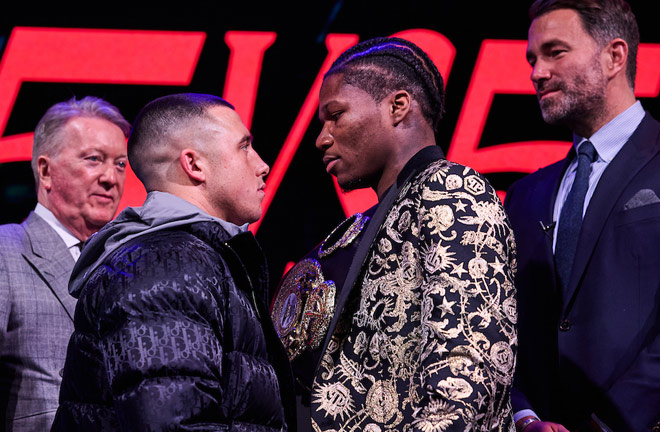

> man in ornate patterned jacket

[{"left": 272, "top": 38, "right": 518, "bottom": 431}]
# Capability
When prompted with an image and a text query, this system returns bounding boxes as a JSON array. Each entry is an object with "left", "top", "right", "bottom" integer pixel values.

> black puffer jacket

[{"left": 52, "top": 218, "right": 294, "bottom": 431}]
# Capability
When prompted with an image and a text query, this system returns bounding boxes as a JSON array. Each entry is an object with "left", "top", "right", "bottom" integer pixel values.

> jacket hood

[{"left": 69, "top": 191, "right": 248, "bottom": 297}]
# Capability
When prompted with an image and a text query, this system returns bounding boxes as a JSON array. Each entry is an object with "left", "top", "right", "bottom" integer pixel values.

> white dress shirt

[
  {"left": 34, "top": 203, "right": 83, "bottom": 261},
  {"left": 551, "top": 101, "right": 645, "bottom": 251}
]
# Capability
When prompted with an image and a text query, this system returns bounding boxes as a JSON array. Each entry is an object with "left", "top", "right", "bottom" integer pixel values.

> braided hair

[{"left": 326, "top": 37, "right": 445, "bottom": 138}]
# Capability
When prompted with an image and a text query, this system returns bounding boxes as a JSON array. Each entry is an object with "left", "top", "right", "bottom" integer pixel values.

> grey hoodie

[{"left": 69, "top": 191, "right": 248, "bottom": 298}]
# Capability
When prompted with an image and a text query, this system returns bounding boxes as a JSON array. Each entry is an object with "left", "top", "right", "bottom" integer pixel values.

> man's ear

[
  {"left": 37, "top": 155, "right": 52, "bottom": 190},
  {"left": 179, "top": 148, "right": 206, "bottom": 184},
  {"left": 604, "top": 38, "right": 628, "bottom": 80},
  {"left": 389, "top": 90, "right": 412, "bottom": 126}
]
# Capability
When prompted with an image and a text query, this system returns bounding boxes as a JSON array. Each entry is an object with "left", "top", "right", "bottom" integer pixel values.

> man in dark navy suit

[{"left": 505, "top": 0, "right": 660, "bottom": 431}]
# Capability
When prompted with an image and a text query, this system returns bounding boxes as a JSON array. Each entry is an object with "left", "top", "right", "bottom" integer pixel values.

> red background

[{"left": 1, "top": 3, "right": 659, "bottom": 289}]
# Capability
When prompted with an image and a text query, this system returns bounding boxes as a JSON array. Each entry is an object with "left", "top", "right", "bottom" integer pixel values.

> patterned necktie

[{"left": 555, "top": 140, "right": 597, "bottom": 291}]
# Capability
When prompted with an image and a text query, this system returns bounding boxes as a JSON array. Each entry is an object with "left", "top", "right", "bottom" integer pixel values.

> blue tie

[{"left": 555, "top": 140, "right": 597, "bottom": 291}]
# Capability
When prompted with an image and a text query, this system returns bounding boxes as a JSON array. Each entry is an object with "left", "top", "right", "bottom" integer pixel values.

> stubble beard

[
  {"left": 338, "top": 176, "right": 371, "bottom": 193},
  {"left": 538, "top": 57, "right": 607, "bottom": 132},
  {"left": 335, "top": 161, "right": 378, "bottom": 193}
]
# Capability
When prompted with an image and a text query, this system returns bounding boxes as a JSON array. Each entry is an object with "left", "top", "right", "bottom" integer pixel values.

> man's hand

[{"left": 516, "top": 416, "right": 570, "bottom": 432}]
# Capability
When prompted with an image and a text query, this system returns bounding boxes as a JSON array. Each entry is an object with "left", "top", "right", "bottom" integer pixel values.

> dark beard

[{"left": 538, "top": 55, "right": 607, "bottom": 130}]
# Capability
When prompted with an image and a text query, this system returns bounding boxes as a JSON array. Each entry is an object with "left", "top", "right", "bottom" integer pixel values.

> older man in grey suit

[{"left": 0, "top": 96, "right": 130, "bottom": 431}]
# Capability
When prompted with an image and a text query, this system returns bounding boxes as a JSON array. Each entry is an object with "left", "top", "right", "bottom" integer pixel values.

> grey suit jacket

[{"left": 0, "top": 212, "right": 76, "bottom": 431}]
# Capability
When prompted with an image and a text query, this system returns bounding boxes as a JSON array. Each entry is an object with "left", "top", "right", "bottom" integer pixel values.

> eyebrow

[
  {"left": 527, "top": 39, "right": 568, "bottom": 61},
  {"left": 318, "top": 100, "right": 336, "bottom": 121},
  {"left": 87, "top": 147, "right": 128, "bottom": 158},
  {"left": 532, "top": 38, "right": 570, "bottom": 54}
]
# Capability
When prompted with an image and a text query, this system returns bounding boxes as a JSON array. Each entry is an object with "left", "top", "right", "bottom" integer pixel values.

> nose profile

[
  {"left": 254, "top": 152, "right": 269, "bottom": 177},
  {"left": 260, "top": 160, "right": 270, "bottom": 177},
  {"left": 530, "top": 60, "right": 551, "bottom": 86},
  {"left": 316, "top": 123, "right": 333, "bottom": 151}
]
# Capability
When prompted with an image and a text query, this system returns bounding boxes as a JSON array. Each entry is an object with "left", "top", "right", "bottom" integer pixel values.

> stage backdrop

[{"left": 2, "top": 3, "right": 660, "bottom": 290}]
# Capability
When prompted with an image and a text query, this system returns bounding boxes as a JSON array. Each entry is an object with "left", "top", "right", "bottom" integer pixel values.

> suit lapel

[
  {"left": 540, "top": 158, "right": 569, "bottom": 295},
  {"left": 22, "top": 212, "right": 76, "bottom": 321},
  {"left": 315, "top": 146, "right": 445, "bottom": 375},
  {"left": 564, "top": 114, "right": 660, "bottom": 311},
  {"left": 314, "top": 175, "right": 403, "bottom": 373}
]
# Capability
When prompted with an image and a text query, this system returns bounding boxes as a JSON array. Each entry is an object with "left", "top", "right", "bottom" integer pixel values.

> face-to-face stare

[
  {"left": 203, "top": 106, "right": 269, "bottom": 225},
  {"left": 527, "top": 8, "right": 608, "bottom": 130},
  {"left": 316, "top": 73, "right": 393, "bottom": 193},
  {"left": 42, "top": 116, "right": 127, "bottom": 240}
]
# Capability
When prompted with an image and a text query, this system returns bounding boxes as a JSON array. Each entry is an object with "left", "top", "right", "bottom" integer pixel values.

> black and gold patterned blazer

[{"left": 310, "top": 146, "right": 518, "bottom": 432}]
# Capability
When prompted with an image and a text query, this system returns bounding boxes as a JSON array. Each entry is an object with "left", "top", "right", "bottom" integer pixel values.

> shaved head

[{"left": 127, "top": 93, "right": 234, "bottom": 191}]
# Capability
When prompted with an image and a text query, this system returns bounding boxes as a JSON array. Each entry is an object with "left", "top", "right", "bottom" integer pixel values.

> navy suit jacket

[{"left": 504, "top": 113, "right": 660, "bottom": 431}]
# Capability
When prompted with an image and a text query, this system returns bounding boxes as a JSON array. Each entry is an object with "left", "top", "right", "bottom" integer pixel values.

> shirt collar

[
  {"left": 34, "top": 203, "right": 81, "bottom": 249},
  {"left": 573, "top": 100, "right": 645, "bottom": 163}
]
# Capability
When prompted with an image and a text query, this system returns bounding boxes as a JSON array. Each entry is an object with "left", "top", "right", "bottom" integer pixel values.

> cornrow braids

[{"left": 326, "top": 37, "right": 445, "bottom": 138}]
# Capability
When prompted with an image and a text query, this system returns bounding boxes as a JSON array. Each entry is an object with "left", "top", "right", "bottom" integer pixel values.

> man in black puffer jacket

[{"left": 52, "top": 93, "right": 295, "bottom": 431}]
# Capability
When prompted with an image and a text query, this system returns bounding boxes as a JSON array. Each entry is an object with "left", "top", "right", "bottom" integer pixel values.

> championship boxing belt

[{"left": 271, "top": 211, "right": 372, "bottom": 362}]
